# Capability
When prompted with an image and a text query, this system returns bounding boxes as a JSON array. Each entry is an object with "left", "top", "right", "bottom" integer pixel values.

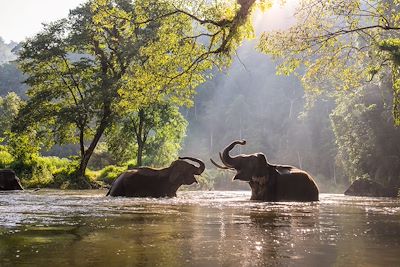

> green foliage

[
  {"left": 331, "top": 98, "right": 376, "bottom": 181},
  {"left": 87, "top": 142, "right": 116, "bottom": 170},
  {"left": 330, "top": 82, "right": 400, "bottom": 187},
  {"left": 0, "top": 93, "right": 24, "bottom": 138},
  {"left": 0, "top": 148, "right": 14, "bottom": 168},
  {"left": 15, "top": 0, "right": 250, "bottom": 183},
  {"left": 97, "top": 165, "right": 127, "bottom": 184},
  {"left": 379, "top": 38, "right": 400, "bottom": 123},
  {"left": 379, "top": 38, "right": 400, "bottom": 65},
  {"left": 49, "top": 161, "right": 105, "bottom": 189},
  {"left": 52, "top": 163, "right": 82, "bottom": 189},
  {"left": 259, "top": 0, "right": 400, "bottom": 124},
  {"left": 393, "top": 65, "right": 400, "bottom": 125},
  {"left": 6, "top": 130, "right": 41, "bottom": 162},
  {"left": 2, "top": 0, "right": 264, "bottom": 188},
  {"left": 106, "top": 103, "right": 187, "bottom": 167},
  {"left": 9, "top": 155, "right": 71, "bottom": 188}
]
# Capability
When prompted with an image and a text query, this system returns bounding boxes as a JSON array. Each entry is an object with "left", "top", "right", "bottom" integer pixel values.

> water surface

[{"left": 1, "top": 190, "right": 399, "bottom": 266}]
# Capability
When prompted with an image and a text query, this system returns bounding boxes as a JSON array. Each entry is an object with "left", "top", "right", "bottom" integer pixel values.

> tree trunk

[
  {"left": 137, "top": 141, "right": 144, "bottom": 167},
  {"left": 75, "top": 104, "right": 111, "bottom": 187},
  {"left": 79, "top": 126, "right": 85, "bottom": 159},
  {"left": 135, "top": 109, "right": 145, "bottom": 167}
]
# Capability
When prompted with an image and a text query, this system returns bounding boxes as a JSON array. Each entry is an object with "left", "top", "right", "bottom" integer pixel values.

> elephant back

[{"left": 275, "top": 171, "right": 319, "bottom": 201}]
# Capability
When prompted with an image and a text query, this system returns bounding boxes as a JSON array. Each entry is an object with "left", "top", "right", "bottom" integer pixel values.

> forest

[{"left": 0, "top": 0, "right": 399, "bottom": 193}]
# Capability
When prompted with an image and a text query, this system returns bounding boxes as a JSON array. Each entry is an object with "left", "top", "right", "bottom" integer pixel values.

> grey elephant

[
  {"left": 0, "top": 169, "right": 23, "bottom": 191},
  {"left": 211, "top": 140, "right": 319, "bottom": 201},
  {"left": 107, "top": 157, "right": 205, "bottom": 197}
]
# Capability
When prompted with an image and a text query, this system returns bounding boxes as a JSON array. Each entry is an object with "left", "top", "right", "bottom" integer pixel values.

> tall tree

[
  {"left": 13, "top": 0, "right": 272, "bottom": 187},
  {"left": 14, "top": 0, "right": 213, "bottom": 186}
]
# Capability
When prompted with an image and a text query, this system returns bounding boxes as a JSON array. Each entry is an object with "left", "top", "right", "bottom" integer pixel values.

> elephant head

[
  {"left": 135, "top": 156, "right": 205, "bottom": 185},
  {"left": 107, "top": 157, "right": 205, "bottom": 197},
  {"left": 211, "top": 140, "right": 269, "bottom": 181},
  {"left": 169, "top": 157, "right": 205, "bottom": 185}
]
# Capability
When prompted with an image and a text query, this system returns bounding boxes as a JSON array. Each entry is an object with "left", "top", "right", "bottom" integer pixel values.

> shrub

[
  {"left": 0, "top": 150, "right": 14, "bottom": 168},
  {"left": 52, "top": 164, "right": 78, "bottom": 189},
  {"left": 10, "top": 156, "right": 71, "bottom": 188},
  {"left": 98, "top": 165, "right": 127, "bottom": 185}
]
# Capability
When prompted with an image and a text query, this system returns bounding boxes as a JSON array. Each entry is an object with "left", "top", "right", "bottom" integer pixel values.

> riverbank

[{"left": 1, "top": 151, "right": 346, "bottom": 192}]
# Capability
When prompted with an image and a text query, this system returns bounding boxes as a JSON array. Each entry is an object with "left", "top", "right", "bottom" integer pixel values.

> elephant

[
  {"left": 210, "top": 140, "right": 319, "bottom": 202},
  {"left": 0, "top": 169, "right": 23, "bottom": 191},
  {"left": 107, "top": 157, "right": 205, "bottom": 197},
  {"left": 344, "top": 178, "right": 398, "bottom": 197}
]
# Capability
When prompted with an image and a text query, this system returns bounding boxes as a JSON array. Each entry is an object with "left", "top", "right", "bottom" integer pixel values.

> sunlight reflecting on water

[{"left": 1, "top": 190, "right": 400, "bottom": 266}]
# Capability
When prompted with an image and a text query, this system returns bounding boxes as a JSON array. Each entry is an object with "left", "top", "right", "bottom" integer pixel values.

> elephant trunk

[
  {"left": 221, "top": 140, "right": 246, "bottom": 168},
  {"left": 179, "top": 157, "right": 205, "bottom": 175}
]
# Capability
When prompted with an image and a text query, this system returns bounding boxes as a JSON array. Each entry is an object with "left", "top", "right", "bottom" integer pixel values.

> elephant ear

[
  {"left": 257, "top": 153, "right": 267, "bottom": 164},
  {"left": 255, "top": 153, "right": 268, "bottom": 177}
]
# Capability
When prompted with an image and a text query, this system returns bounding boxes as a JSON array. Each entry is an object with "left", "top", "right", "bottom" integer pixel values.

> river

[{"left": 0, "top": 190, "right": 399, "bottom": 266}]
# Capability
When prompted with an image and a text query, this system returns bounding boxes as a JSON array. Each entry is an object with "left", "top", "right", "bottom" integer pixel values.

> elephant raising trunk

[
  {"left": 221, "top": 140, "right": 247, "bottom": 168},
  {"left": 179, "top": 157, "right": 205, "bottom": 175},
  {"left": 211, "top": 140, "right": 319, "bottom": 202}
]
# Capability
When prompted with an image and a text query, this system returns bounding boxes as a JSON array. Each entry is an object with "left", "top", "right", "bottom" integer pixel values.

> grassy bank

[
  {"left": 0, "top": 152, "right": 240, "bottom": 190},
  {"left": 0, "top": 150, "right": 118, "bottom": 189}
]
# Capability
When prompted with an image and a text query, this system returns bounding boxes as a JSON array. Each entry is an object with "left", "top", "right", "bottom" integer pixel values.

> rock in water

[{"left": 344, "top": 179, "right": 398, "bottom": 197}]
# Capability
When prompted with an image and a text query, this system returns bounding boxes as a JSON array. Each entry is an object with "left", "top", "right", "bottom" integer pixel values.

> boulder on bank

[{"left": 344, "top": 178, "right": 398, "bottom": 197}]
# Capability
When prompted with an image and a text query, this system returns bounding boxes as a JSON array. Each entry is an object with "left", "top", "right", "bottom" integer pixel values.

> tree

[
  {"left": 0, "top": 93, "right": 42, "bottom": 173},
  {"left": 14, "top": 0, "right": 212, "bottom": 186},
  {"left": 13, "top": 0, "right": 275, "bottom": 187},
  {"left": 106, "top": 102, "right": 187, "bottom": 167},
  {"left": 259, "top": 0, "right": 400, "bottom": 124},
  {"left": 0, "top": 92, "right": 24, "bottom": 137},
  {"left": 331, "top": 80, "right": 400, "bottom": 187}
]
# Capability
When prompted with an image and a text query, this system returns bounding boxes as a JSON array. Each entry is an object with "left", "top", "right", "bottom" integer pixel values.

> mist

[{"left": 181, "top": 4, "right": 339, "bottom": 191}]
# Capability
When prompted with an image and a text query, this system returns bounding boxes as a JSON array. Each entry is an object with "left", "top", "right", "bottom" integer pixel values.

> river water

[{"left": 0, "top": 190, "right": 399, "bottom": 266}]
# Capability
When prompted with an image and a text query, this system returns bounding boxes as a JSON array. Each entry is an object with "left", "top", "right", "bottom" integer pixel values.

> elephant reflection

[
  {"left": 107, "top": 157, "right": 205, "bottom": 197},
  {"left": 211, "top": 140, "right": 319, "bottom": 201}
]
